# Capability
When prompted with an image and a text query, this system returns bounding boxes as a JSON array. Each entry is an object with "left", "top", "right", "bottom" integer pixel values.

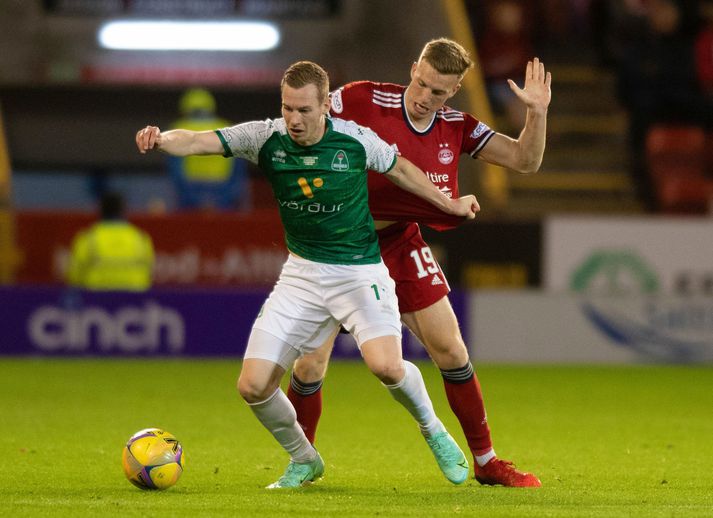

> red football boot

[{"left": 474, "top": 458, "right": 542, "bottom": 487}]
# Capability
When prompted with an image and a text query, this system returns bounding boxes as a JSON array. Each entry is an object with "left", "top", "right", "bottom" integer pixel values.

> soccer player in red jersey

[{"left": 287, "top": 38, "right": 551, "bottom": 487}]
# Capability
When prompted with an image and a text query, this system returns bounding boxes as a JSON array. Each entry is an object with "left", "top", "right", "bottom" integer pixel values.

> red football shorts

[{"left": 377, "top": 222, "right": 450, "bottom": 314}]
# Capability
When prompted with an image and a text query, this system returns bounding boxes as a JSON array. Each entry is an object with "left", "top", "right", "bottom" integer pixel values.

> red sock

[
  {"left": 286, "top": 374, "right": 323, "bottom": 445},
  {"left": 442, "top": 363, "right": 493, "bottom": 457}
]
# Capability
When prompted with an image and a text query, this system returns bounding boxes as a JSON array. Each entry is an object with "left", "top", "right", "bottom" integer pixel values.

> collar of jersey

[
  {"left": 282, "top": 117, "right": 333, "bottom": 152},
  {"left": 401, "top": 94, "right": 436, "bottom": 136}
]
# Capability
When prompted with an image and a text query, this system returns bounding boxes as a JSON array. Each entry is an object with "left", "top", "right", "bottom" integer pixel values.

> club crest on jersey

[
  {"left": 331, "top": 150, "right": 350, "bottom": 171},
  {"left": 438, "top": 143, "right": 454, "bottom": 165}
]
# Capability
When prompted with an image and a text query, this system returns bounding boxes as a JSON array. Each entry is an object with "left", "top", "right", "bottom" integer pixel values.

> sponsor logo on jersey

[
  {"left": 438, "top": 143, "right": 454, "bottom": 164},
  {"left": 438, "top": 186, "right": 453, "bottom": 198},
  {"left": 272, "top": 149, "right": 287, "bottom": 163},
  {"left": 424, "top": 171, "right": 453, "bottom": 198},
  {"left": 331, "top": 88, "right": 344, "bottom": 113},
  {"left": 298, "top": 177, "right": 323, "bottom": 198},
  {"left": 431, "top": 274, "right": 444, "bottom": 286},
  {"left": 278, "top": 199, "right": 345, "bottom": 213},
  {"left": 331, "top": 150, "right": 350, "bottom": 171},
  {"left": 426, "top": 171, "right": 450, "bottom": 184},
  {"left": 470, "top": 122, "right": 491, "bottom": 139},
  {"left": 426, "top": 171, "right": 453, "bottom": 198},
  {"left": 301, "top": 156, "right": 319, "bottom": 166}
]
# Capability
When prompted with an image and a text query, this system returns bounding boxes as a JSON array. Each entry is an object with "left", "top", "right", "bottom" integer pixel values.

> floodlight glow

[{"left": 98, "top": 21, "right": 280, "bottom": 51}]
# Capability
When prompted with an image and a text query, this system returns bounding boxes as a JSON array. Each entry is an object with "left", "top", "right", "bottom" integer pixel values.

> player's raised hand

[
  {"left": 135, "top": 125, "right": 163, "bottom": 154},
  {"left": 507, "top": 57, "right": 552, "bottom": 113},
  {"left": 452, "top": 194, "right": 480, "bottom": 220}
]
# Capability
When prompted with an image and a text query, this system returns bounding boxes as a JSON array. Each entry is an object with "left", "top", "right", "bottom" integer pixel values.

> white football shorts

[{"left": 244, "top": 254, "right": 402, "bottom": 368}]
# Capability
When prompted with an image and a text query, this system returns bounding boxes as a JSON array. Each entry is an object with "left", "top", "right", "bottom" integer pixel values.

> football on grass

[{"left": 122, "top": 428, "right": 184, "bottom": 490}]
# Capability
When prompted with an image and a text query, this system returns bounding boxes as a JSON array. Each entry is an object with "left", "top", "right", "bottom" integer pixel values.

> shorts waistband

[{"left": 287, "top": 253, "right": 383, "bottom": 269}]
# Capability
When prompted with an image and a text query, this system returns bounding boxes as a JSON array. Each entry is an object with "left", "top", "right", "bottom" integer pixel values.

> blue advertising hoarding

[{"left": 0, "top": 286, "right": 466, "bottom": 359}]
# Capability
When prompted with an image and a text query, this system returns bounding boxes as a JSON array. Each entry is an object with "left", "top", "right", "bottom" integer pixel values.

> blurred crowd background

[{"left": 0, "top": 0, "right": 712, "bottom": 292}]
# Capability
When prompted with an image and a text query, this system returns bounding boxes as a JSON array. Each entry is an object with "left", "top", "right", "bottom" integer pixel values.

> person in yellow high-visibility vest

[
  {"left": 67, "top": 192, "right": 154, "bottom": 291},
  {"left": 169, "top": 88, "right": 251, "bottom": 210}
]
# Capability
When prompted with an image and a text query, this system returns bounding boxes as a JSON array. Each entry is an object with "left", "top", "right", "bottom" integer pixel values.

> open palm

[{"left": 508, "top": 57, "right": 552, "bottom": 112}]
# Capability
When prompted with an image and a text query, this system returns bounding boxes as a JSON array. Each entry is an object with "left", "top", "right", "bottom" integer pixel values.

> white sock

[
  {"left": 247, "top": 388, "right": 316, "bottom": 463},
  {"left": 384, "top": 360, "right": 445, "bottom": 438},
  {"left": 475, "top": 449, "right": 497, "bottom": 467}
]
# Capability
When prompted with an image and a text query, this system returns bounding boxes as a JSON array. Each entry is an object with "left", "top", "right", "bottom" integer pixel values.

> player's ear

[
  {"left": 410, "top": 62, "right": 418, "bottom": 78},
  {"left": 450, "top": 82, "right": 462, "bottom": 97}
]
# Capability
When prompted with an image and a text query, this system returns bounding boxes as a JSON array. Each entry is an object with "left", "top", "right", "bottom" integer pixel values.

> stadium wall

[
  {"left": 15, "top": 209, "right": 287, "bottom": 287},
  {"left": 2, "top": 284, "right": 711, "bottom": 364},
  {"left": 4, "top": 212, "right": 713, "bottom": 363},
  {"left": 14, "top": 210, "right": 544, "bottom": 289}
]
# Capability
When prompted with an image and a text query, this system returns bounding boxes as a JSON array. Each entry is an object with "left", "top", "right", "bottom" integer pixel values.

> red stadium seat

[{"left": 645, "top": 125, "right": 713, "bottom": 213}]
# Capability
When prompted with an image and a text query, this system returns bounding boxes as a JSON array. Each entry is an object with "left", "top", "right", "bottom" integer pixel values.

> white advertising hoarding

[
  {"left": 468, "top": 291, "right": 713, "bottom": 363},
  {"left": 544, "top": 217, "right": 713, "bottom": 295}
]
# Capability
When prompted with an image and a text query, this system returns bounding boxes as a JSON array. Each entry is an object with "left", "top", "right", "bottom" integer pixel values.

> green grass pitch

[{"left": 1, "top": 359, "right": 712, "bottom": 517}]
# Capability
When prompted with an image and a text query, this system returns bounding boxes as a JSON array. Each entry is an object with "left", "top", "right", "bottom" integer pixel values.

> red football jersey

[{"left": 330, "top": 81, "right": 495, "bottom": 230}]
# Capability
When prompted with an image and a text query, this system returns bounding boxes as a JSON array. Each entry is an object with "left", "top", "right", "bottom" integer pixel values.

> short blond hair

[
  {"left": 281, "top": 61, "right": 330, "bottom": 103},
  {"left": 419, "top": 38, "right": 473, "bottom": 77}
]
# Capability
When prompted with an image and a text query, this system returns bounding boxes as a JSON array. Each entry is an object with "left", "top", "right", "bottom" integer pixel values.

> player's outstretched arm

[
  {"left": 386, "top": 156, "right": 479, "bottom": 219},
  {"left": 135, "top": 126, "right": 224, "bottom": 157},
  {"left": 478, "top": 57, "right": 552, "bottom": 174}
]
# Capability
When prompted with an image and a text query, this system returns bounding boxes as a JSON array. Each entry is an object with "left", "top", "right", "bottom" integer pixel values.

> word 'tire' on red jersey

[{"left": 329, "top": 81, "right": 495, "bottom": 231}]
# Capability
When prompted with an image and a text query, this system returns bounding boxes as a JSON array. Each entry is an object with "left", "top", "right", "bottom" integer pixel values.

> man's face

[
  {"left": 281, "top": 83, "right": 329, "bottom": 146},
  {"left": 405, "top": 60, "right": 461, "bottom": 123}
]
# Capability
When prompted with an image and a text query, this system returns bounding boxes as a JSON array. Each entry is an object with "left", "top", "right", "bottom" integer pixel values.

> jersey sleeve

[
  {"left": 363, "top": 129, "right": 397, "bottom": 173},
  {"left": 333, "top": 119, "right": 397, "bottom": 173},
  {"left": 215, "top": 119, "right": 276, "bottom": 164},
  {"left": 462, "top": 113, "right": 496, "bottom": 157}
]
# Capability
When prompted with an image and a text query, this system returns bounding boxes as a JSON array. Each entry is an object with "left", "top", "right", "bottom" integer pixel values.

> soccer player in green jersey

[{"left": 136, "top": 61, "right": 478, "bottom": 489}]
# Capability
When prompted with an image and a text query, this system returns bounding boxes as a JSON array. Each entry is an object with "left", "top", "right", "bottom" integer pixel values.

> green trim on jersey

[{"left": 215, "top": 130, "right": 231, "bottom": 157}]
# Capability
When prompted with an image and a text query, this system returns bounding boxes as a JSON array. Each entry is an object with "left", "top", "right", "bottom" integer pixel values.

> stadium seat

[{"left": 645, "top": 125, "right": 713, "bottom": 213}]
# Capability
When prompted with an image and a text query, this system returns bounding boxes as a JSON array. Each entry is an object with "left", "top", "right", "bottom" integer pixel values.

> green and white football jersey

[{"left": 216, "top": 117, "right": 397, "bottom": 265}]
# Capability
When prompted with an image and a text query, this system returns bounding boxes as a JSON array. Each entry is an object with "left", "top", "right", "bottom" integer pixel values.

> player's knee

[
  {"left": 237, "top": 374, "right": 271, "bottom": 404},
  {"left": 427, "top": 339, "right": 469, "bottom": 369},
  {"left": 368, "top": 360, "right": 405, "bottom": 385}
]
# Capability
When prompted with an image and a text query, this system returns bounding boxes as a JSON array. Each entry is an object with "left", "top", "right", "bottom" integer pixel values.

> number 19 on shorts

[{"left": 409, "top": 247, "right": 440, "bottom": 279}]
